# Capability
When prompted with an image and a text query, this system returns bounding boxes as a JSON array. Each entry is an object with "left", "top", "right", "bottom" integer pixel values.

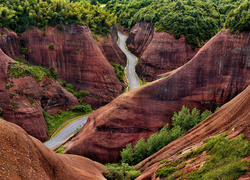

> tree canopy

[
  {"left": 105, "top": 0, "right": 247, "bottom": 49},
  {"left": 0, "top": 0, "right": 116, "bottom": 35}
]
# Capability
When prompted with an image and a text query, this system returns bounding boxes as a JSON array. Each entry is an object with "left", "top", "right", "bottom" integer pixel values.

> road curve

[
  {"left": 118, "top": 32, "right": 140, "bottom": 90},
  {"left": 44, "top": 117, "right": 88, "bottom": 149},
  {"left": 44, "top": 32, "right": 140, "bottom": 149}
]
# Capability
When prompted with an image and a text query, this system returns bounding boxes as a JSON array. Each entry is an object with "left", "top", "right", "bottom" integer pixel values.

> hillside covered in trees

[
  {"left": 105, "top": 0, "right": 248, "bottom": 49},
  {"left": 0, "top": 0, "right": 116, "bottom": 35}
]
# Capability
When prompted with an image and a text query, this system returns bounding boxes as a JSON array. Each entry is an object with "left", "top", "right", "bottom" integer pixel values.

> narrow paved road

[
  {"left": 44, "top": 32, "right": 140, "bottom": 149},
  {"left": 44, "top": 117, "right": 88, "bottom": 149},
  {"left": 118, "top": 32, "right": 140, "bottom": 90}
]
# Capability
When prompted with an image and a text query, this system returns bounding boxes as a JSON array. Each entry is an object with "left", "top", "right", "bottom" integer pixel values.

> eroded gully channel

[{"left": 44, "top": 31, "right": 141, "bottom": 149}]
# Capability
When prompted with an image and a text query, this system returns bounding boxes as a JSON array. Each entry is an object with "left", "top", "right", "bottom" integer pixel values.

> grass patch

[
  {"left": 102, "top": 163, "right": 141, "bottom": 180},
  {"left": 43, "top": 105, "right": 92, "bottom": 136},
  {"left": 156, "top": 133, "right": 250, "bottom": 179},
  {"left": 111, "top": 62, "right": 125, "bottom": 83},
  {"left": 55, "top": 146, "right": 66, "bottom": 153},
  {"left": 8, "top": 64, "right": 58, "bottom": 82}
]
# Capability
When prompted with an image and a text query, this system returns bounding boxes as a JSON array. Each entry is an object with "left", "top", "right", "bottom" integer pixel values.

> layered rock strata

[{"left": 65, "top": 29, "right": 250, "bottom": 164}]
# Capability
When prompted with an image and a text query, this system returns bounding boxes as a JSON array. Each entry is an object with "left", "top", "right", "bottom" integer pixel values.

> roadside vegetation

[
  {"left": 111, "top": 62, "right": 125, "bottom": 83},
  {"left": 43, "top": 104, "right": 92, "bottom": 136},
  {"left": 121, "top": 106, "right": 217, "bottom": 166},
  {"left": 105, "top": 0, "right": 246, "bottom": 49},
  {"left": 156, "top": 133, "right": 250, "bottom": 179},
  {"left": 0, "top": 0, "right": 116, "bottom": 36}
]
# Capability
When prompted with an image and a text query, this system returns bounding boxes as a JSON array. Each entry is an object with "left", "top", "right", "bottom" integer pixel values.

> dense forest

[
  {"left": 0, "top": 0, "right": 116, "bottom": 35},
  {"left": 105, "top": 0, "right": 248, "bottom": 49}
]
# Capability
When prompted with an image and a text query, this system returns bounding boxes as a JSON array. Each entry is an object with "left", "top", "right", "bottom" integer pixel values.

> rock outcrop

[
  {"left": 126, "top": 21, "right": 198, "bottom": 81},
  {"left": 64, "top": 29, "right": 250, "bottom": 164},
  {"left": 0, "top": 49, "right": 79, "bottom": 141},
  {"left": 136, "top": 85, "right": 250, "bottom": 179},
  {"left": 21, "top": 25, "right": 124, "bottom": 108},
  {"left": 0, "top": 119, "right": 105, "bottom": 180},
  {"left": 99, "top": 27, "right": 127, "bottom": 67}
]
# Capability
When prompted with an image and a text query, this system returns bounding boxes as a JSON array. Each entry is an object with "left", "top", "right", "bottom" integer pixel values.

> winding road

[
  {"left": 44, "top": 32, "right": 140, "bottom": 149},
  {"left": 118, "top": 32, "right": 140, "bottom": 90}
]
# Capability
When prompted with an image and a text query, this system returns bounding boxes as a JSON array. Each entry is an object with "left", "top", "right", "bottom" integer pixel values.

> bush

[
  {"left": 49, "top": 44, "right": 54, "bottom": 50},
  {"left": 9, "top": 93, "right": 15, "bottom": 99},
  {"left": 28, "top": 97, "right": 34, "bottom": 104},
  {"left": 11, "top": 101, "right": 19, "bottom": 110},
  {"left": 71, "top": 104, "right": 93, "bottom": 114},
  {"left": 111, "top": 62, "right": 125, "bottom": 83},
  {"left": 102, "top": 163, "right": 141, "bottom": 180},
  {"left": 20, "top": 48, "right": 27, "bottom": 54},
  {"left": 55, "top": 146, "right": 66, "bottom": 153},
  {"left": 121, "top": 106, "right": 214, "bottom": 165}
]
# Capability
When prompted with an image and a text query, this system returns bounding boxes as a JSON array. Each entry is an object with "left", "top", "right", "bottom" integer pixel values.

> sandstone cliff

[
  {"left": 0, "top": 119, "right": 105, "bottom": 180},
  {"left": 64, "top": 29, "right": 250, "bottom": 164},
  {"left": 99, "top": 27, "right": 127, "bottom": 67},
  {"left": 21, "top": 25, "right": 124, "bottom": 108},
  {"left": 0, "top": 49, "right": 79, "bottom": 141},
  {"left": 126, "top": 21, "right": 198, "bottom": 81},
  {"left": 136, "top": 85, "right": 250, "bottom": 180}
]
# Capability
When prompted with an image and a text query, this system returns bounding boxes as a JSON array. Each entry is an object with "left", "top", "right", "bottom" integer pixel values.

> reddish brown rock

[
  {"left": 0, "top": 28, "right": 22, "bottom": 58},
  {"left": 126, "top": 21, "right": 198, "bottom": 81},
  {"left": 0, "top": 119, "right": 105, "bottom": 180},
  {"left": 64, "top": 30, "right": 250, "bottom": 164},
  {"left": 21, "top": 25, "right": 124, "bottom": 108},
  {"left": 136, "top": 85, "right": 250, "bottom": 180},
  {"left": 99, "top": 27, "right": 127, "bottom": 67},
  {"left": 0, "top": 49, "right": 79, "bottom": 141}
]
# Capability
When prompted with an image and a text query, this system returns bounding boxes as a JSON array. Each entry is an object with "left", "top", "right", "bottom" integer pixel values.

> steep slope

[
  {"left": 99, "top": 27, "right": 127, "bottom": 67},
  {"left": 64, "top": 29, "right": 250, "bottom": 164},
  {"left": 0, "top": 49, "right": 79, "bottom": 141},
  {"left": 0, "top": 119, "right": 105, "bottom": 180},
  {"left": 126, "top": 21, "right": 198, "bottom": 81},
  {"left": 136, "top": 85, "right": 250, "bottom": 180}
]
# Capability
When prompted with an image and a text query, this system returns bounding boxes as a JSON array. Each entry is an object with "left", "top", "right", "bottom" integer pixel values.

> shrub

[
  {"left": 9, "top": 93, "right": 15, "bottom": 99},
  {"left": 28, "top": 97, "right": 34, "bottom": 104},
  {"left": 11, "top": 101, "right": 19, "bottom": 109},
  {"left": 55, "top": 146, "right": 66, "bottom": 153},
  {"left": 57, "top": 24, "right": 63, "bottom": 31},
  {"left": 13, "top": 57, "right": 29, "bottom": 66},
  {"left": 49, "top": 44, "right": 54, "bottom": 50},
  {"left": 111, "top": 62, "right": 125, "bottom": 83},
  {"left": 20, "top": 47, "right": 27, "bottom": 54},
  {"left": 71, "top": 104, "right": 92, "bottom": 114},
  {"left": 6, "top": 84, "right": 14, "bottom": 89}
]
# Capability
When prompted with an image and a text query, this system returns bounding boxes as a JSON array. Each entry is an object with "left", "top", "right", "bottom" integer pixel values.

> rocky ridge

[{"left": 64, "top": 29, "right": 250, "bottom": 164}]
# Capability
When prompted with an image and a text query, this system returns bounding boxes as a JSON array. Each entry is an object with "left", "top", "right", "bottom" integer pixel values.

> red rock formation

[
  {"left": 126, "top": 21, "right": 198, "bottom": 81},
  {"left": 0, "top": 119, "right": 105, "bottom": 180},
  {"left": 136, "top": 85, "right": 250, "bottom": 180},
  {"left": 99, "top": 27, "right": 127, "bottom": 67},
  {"left": 0, "top": 49, "right": 79, "bottom": 141},
  {"left": 64, "top": 29, "right": 250, "bottom": 164},
  {"left": 21, "top": 25, "right": 124, "bottom": 108},
  {"left": 0, "top": 28, "right": 21, "bottom": 58}
]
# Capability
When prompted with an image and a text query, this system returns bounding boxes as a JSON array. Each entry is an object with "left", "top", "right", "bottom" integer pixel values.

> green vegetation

[
  {"left": 43, "top": 106, "right": 92, "bottom": 135},
  {"left": 155, "top": 133, "right": 250, "bottom": 179},
  {"left": 48, "top": 44, "right": 54, "bottom": 50},
  {"left": 11, "top": 101, "right": 19, "bottom": 110},
  {"left": 225, "top": 0, "right": 250, "bottom": 33},
  {"left": 121, "top": 106, "right": 215, "bottom": 165},
  {"left": 8, "top": 63, "right": 58, "bottom": 82},
  {"left": 60, "top": 81, "right": 94, "bottom": 103},
  {"left": 6, "top": 83, "right": 14, "bottom": 89},
  {"left": 102, "top": 163, "right": 141, "bottom": 180},
  {"left": 111, "top": 62, "right": 125, "bottom": 83},
  {"left": 28, "top": 97, "right": 34, "bottom": 104},
  {"left": 71, "top": 104, "right": 92, "bottom": 113},
  {"left": 106, "top": 0, "right": 246, "bottom": 49},
  {"left": 13, "top": 57, "right": 29, "bottom": 66},
  {"left": 0, "top": 0, "right": 116, "bottom": 36},
  {"left": 9, "top": 93, "right": 15, "bottom": 99},
  {"left": 55, "top": 146, "right": 66, "bottom": 153},
  {"left": 20, "top": 47, "right": 27, "bottom": 54}
]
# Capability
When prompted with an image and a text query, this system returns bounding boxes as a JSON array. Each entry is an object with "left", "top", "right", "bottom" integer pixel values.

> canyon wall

[
  {"left": 0, "top": 49, "right": 79, "bottom": 141},
  {"left": 136, "top": 85, "right": 250, "bottom": 179},
  {"left": 65, "top": 29, "right": 250, "bottom": 164},
  {"left": 0, "top": 119, "right": 105, "bottom": 180},
  {"left": 126, "top": 21, "right": 198, "bottom": 81}
]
